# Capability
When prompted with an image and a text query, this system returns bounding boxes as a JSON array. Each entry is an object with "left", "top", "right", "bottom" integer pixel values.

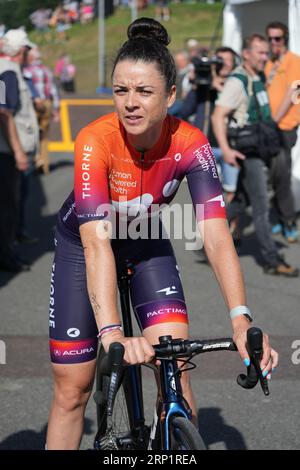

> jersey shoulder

[
  {"left": 75, "top": 112, "right": 121, "bottom": 144},
  {"left": 169, "top": 115, "right": 208, "bottom": 148}
]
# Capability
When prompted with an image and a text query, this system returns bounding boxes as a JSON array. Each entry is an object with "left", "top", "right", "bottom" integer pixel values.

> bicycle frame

[{"left": 118, "top": 265, "right": 192, "bottom": 450}]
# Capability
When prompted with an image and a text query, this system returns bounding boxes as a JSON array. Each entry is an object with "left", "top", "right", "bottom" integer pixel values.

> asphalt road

[{"left": 0, "top": 151, "right": 299, "bottom": 450}]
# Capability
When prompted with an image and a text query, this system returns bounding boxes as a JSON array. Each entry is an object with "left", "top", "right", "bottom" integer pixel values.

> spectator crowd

[
  {"left": 170, "top": 21, "right": 299, "bottom": 277},
  {"left": 30, "top": 1, "right": 95, "bottom": 43}
]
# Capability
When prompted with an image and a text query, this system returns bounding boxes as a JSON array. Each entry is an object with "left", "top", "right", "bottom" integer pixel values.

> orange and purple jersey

[{"left": 58, "top": 112, "right": 226, "bottom": 240}]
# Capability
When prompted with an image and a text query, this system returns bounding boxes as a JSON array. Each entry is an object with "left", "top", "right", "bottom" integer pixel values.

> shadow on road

[
  {"left": 198, "top": 407, "right": 247, "bottom": 450},
  {"left": 0, "top": 418, "right": 94, "bottom": 450}
]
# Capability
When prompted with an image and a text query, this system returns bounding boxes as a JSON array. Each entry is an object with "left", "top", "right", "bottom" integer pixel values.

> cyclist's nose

[{"left": 125, "top": 91, "right": 139, "bottom": 111}]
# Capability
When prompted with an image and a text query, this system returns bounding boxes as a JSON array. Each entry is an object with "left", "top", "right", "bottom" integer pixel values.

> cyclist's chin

[{"left": 122, "top": 119, "right": 148, "bottom": 136}]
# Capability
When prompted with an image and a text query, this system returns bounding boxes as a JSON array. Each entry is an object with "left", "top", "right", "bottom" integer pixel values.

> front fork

[{"left": 150, "top": 358, "right": 192, "bottom": 450}]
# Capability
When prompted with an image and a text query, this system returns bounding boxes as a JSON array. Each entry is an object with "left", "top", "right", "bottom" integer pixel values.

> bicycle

[{"left": 93, "top": 264, "right": 270, "bottom": 450}]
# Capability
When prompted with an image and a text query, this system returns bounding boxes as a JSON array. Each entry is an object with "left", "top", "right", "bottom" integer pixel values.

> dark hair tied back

[
  {"left": 127, "top": 17, "right": 170, "bottom": 46},
  {"left": 112, "top": 17, "right": 176, "bottom": 92}
]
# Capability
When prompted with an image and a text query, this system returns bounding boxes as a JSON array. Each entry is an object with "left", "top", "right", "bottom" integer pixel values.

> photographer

[{"left": 179, "top": 47, "right": 239, "bottom": 196}]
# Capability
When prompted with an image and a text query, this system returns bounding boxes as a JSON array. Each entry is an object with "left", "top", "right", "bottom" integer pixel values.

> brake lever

[{"left": 237, "top": 327, "right": 270, "bottom": 396}]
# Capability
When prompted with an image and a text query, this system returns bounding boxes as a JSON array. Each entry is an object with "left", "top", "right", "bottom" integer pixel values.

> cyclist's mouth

[{"left": 125, "top": 115, "right": 144, "bottom": 125}]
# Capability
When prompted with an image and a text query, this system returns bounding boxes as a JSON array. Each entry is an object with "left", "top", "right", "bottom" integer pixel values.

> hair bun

[{"left": 127, "top": 17, "right": 170, "bottom": 46}]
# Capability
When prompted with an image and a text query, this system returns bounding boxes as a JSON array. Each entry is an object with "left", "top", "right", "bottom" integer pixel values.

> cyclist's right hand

[
  {"left": 101, "top": 330, "right": 155, "bottom": 365},
  {"left": 223, "top": 147, "right": 245, "bottom": 167}
]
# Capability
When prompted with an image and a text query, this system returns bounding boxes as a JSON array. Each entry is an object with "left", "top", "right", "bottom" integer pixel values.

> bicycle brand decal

[{"left": 202, "top": 342, "right": 232, "bottom": 350}]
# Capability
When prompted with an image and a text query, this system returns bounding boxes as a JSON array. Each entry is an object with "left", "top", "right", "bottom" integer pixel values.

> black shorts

[{"left": 49, "top": 228, "right": 188, "bottom": 364}]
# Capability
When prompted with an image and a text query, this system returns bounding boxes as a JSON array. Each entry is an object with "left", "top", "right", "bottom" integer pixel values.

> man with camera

[
  {"left": 212, "top": 34, "right": 298, "bottom": 277},
  {"left": 180, "top": 46, "right": 240, "bottom": 196}
]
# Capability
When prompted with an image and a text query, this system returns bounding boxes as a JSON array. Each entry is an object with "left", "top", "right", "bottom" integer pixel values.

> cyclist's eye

[
  {"left": 140, "top": 90, "right": 152, "bottom": 96},
  {"left": 114, "top": 89, "right": 127, "bottom": 95}
]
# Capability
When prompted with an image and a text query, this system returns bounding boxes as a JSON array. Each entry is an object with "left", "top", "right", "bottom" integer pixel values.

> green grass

[{"left": 29, "top": 3, "right": 223, "bottom": 95}]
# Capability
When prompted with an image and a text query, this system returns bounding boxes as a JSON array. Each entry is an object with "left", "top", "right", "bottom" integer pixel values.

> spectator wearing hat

[{"left": 0, "top": 29, "right": 39, "bottom": 271}]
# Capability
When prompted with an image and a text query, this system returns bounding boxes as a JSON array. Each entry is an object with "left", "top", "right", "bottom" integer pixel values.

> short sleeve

[
  {"left": 216, "top": 77, "right": 246, "bottom": 111},
  {"left": 184, "top": 130, "right": 226, "bottom": 222},
  {"left": 74, "top": 127, "right": 111, "bottom": 225}
]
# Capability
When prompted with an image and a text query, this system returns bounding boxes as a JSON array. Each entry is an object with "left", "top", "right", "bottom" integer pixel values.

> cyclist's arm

[
  {"left": 79, "top": 221, "right": 154, "bottom": 363},
  {"left": 198, "top": 217, "right": 246, "bottom": 313},
  {"left": 185, "top": 133, "right": 278, "bottom": 371},
  {"left": 198, "top": 217, "right": 278, "bottom": 371},
  {"left": 79, "top": 220, "right": 120, "bottom": 331}
]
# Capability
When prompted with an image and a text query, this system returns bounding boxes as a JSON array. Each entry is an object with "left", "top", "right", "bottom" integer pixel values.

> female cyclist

[{"left": 46, "top": 18, "right": 278, "bottom": 449}]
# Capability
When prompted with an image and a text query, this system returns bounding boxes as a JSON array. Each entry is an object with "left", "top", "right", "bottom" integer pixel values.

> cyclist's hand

[
  {"left": 223, "top": 147, "right": 245, "bottom": 168},
  {"left": 101, "top": 330, "right": 155, "bottom": 365},
  {"left": 259, "top": 333, "right": 279, "bottom": 380},
  {"left": 232, "top": 316, "right": 252, "bottom": 365},
  {"left": 232, "top": 317, "right": 279, "bottom": 379}
]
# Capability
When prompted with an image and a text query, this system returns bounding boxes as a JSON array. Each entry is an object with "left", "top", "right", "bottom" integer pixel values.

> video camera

[{"left": 191, "top": 55, "right": 224, "bottom": 87}]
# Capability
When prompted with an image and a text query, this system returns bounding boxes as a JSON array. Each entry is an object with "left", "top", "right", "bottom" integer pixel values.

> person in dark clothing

[{"left": 0, "top": 29, "right": 39, "bottom": 272}]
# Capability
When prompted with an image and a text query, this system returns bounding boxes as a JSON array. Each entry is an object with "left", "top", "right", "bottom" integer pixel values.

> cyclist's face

[{"left": 112, "top": 60, "right": 176, "bottom": 138}]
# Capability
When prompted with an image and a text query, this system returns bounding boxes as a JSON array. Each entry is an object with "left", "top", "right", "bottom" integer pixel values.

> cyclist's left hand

[{"left": 232, "top": 317, "right": 279, "bottom": 379}]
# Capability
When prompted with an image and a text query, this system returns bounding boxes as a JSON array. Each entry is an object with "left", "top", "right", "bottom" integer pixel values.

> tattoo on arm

[{"left": 90, "top": 293, "right": 101, "bottom": 318}]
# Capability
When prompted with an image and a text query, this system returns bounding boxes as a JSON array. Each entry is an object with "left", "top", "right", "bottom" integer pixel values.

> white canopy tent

[{"left": 222, "top": 0, "right": 300, "bottom": 210}]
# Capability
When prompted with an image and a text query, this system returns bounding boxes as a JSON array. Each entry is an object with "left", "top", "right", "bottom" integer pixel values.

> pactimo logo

[
  {"left": 147, "top": 307, "right": 186, "bottom": 319},
  {"left": 156, "top": 286, "right": 178, "bottom": 296},
  {"left": 67, "top": 328, "right": 80, "bottom": 338}
]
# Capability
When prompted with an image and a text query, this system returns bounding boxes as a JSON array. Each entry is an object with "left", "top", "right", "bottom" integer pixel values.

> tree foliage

[{"left": 0, "top": 0, "right": 59, "bottom": 30}]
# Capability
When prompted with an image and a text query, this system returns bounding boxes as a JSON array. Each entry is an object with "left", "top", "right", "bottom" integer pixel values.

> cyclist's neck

[{"left": 127, "top": 120, "right": 165, "bottom": 154}]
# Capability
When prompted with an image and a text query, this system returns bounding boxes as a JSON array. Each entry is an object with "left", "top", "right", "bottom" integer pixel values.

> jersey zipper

[{"left": 139, "top": 152, "right": 145, "bottom": 214}]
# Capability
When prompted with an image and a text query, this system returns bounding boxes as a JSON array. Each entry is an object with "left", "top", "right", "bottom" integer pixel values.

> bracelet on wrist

[
  {"left": 97, "top": 323, "right": 123, "bottom": 339},
  {"left": 229, "top": 305, "right": 253, "bottom": 323}
]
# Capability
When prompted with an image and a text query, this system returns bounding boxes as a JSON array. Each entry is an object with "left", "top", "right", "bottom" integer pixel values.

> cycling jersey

[
  {"left": 50, "top": 113, "right": 226, "bottom": 364},
  {"left": 57, "top": 113, "right": 226, "bottom": 242}
]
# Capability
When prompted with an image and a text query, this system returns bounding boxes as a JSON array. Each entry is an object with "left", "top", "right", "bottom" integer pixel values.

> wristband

[
  {"left": 97, "top": 323, "right": 123, "bottom": 339},
  {"left": 230, "top": 305, "right": 253, "bottom": 322}
]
